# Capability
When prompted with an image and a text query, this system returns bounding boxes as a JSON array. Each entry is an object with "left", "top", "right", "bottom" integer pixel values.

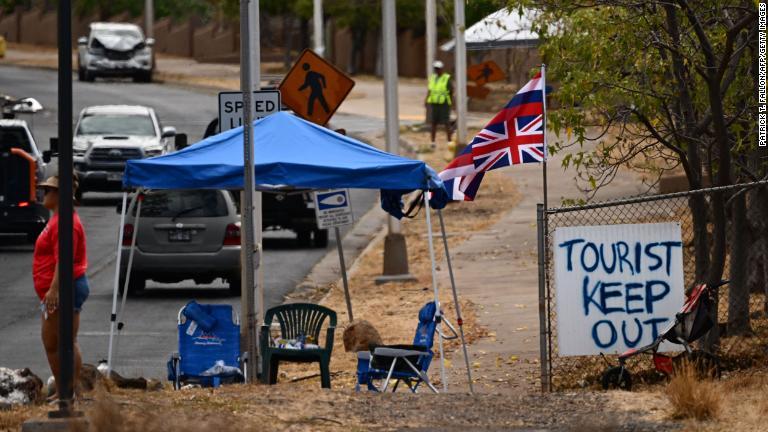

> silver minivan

[{"left": 119, "top": 189, "right": 242, "bottom": 295}]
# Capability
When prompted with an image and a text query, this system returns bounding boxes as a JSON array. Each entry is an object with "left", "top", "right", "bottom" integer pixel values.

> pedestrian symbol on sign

[
  {"left": 279, "top": 49, "right": 355, "bottom": 126},
  {"left": 299, "top": 63, "right": 330, "bottom": 117}
]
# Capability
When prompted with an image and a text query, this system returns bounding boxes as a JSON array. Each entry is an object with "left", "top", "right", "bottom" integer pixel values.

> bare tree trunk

[
  {"left": 348, "top": 26, "right": 365, "bottom": 75},
  {"left": 727, "top": 192, "right": 751, "bottom": 335},
  {"left": 299, "top": 18, "right": 309, "bottom": 50},
  {"left": 282, "top": 15, "right": 294, "bottom": 70}
]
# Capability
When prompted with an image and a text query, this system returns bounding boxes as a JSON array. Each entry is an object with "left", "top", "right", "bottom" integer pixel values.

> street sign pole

[
  {"left": 313, "top": 0, "right": 324, "bottom": 57},
  {"left": 51, "top": 0, "right": 76, "bottom": 418},
  {"left": 144, "top": 0, "right": 154, "bottom": 38},
  {"left": 377, "top": 0, "right": 414, "bottom": 283},
  {"left": 249, "top": 0, "right": 265, "bottom": 376},
  {"left": 239, "top": 0, "right": 257, "bottom": 383},
  {"left": 453, "top": 0, "right": 468, "bottom": 155},
  {"left": 425, "top": 0, "right": 436, "bottom": 79}
]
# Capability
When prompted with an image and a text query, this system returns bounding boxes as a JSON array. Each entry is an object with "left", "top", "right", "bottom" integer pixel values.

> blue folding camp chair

[
  {"left": 168, "top": 301, "right": 247, "bottom": 389},
  {"left": 356, "top": 302, "right": 455, "bottom": 393}
]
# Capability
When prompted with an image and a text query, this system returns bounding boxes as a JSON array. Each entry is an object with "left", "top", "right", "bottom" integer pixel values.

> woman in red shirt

[{"left": 34, "top": 175, "right": 89, "bottom": 401}]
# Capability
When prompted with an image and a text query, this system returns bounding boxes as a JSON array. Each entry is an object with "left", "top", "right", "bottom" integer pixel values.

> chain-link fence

[{"left": 537, "top": 181, "right": 768, "bottom": 391}]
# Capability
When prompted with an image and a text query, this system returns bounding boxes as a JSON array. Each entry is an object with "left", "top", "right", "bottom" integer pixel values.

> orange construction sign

[
  {"left": 279, "top": 49, "right": 355, "bottom": 126},
  {"left": 468, "top": 60, "right": 506, "bottom": 86}
]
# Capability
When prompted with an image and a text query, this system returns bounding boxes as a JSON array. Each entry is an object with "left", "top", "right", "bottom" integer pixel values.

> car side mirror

[
  {"left": 174, "top": 133, "right": 188, "bottom": 151},
  {"left": 161, "top": 126, "right": 177, "bottom": 139},
  {"left": 16, "top": 97, "right": 43, "bottom": 113},
  {"left": 49, "top": 137, "right": 59, "bottom": 153},
  {"left": 78, "top": 36, "right": 87, "bottom": 45},
  {"left": 145, "top": 38, "right": 155, "bottom": 46},
  {"left": 42, "top": 150, "right": 53, "bottom": 163}
]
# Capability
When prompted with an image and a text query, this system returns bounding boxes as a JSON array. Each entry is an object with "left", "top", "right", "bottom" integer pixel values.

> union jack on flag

[{"left": 439, "top": 71, "right": 546, "bottom": 201}]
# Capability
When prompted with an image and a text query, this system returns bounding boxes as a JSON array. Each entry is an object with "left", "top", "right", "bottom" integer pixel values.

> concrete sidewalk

[{"left": 436, "top": 131, "right": 645, "bottom": 393}]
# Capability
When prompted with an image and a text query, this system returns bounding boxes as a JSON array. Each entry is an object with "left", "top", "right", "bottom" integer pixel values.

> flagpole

[
  {"left": 541, "top": 63, "right": 548, "bottom": 212},
  {"left": 539, "top": 62, "right": 550, "bottom": 390}
]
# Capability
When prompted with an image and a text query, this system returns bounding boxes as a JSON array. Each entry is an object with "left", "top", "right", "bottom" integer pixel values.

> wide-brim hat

[
  {"left": 38, "top": 175, "right": 79, "bottom": 193},
  {"left": 37, "top": 176, "right": 59, "bottom": 190}
]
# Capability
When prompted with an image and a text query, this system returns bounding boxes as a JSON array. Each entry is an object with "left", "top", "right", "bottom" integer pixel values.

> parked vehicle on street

[
  {"left": 202, "top": 117, "right": 328, "bottom": 248},
  {"left": 119, "top": 189, "right": 242, "bottom": 295},
  {"left": 77, "top": 22, "right": 154, "bottom": 82},
  {"left": 0, "top": 119, "right": 49, "bottom": 242},
  {"left": 73, "top": 105, "right": 176, "bottom": 199}
]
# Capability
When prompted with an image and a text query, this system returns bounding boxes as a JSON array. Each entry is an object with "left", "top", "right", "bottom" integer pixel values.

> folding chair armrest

[
  {"left": 373, "top": 347, "right": 426, "bottom": 358},
  {"left": 325, "top": 326, "right": 336, "bottom": 351}
]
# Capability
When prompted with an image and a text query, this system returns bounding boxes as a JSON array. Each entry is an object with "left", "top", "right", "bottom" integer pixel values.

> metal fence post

[{"left": 536, "top": 203, "right": 550, "bottom": 392}]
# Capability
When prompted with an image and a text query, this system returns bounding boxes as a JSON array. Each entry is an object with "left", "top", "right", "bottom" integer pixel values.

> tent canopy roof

[
  {"left": 441, "top": 8, "right": 539, "bottom": 51},
  {"left": 123, "top": 111, "right": 447, "bottom": 217}
]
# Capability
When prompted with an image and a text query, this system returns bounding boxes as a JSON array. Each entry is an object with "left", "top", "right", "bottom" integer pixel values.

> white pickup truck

[{"left": 72, "top": 105, "right": 179, "bottom": 199}]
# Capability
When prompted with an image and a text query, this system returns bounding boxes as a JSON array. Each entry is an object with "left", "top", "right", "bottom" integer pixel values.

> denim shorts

[{"left": 74, "top": 275, "right": 90, "bottom": 312}]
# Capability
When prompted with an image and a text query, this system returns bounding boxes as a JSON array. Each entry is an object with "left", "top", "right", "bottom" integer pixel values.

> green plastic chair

[{"left": 259, "top": 303, "right": 337, "bottom": 388}]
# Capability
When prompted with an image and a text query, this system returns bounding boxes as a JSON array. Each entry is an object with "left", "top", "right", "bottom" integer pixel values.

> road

[{"left": 0, "top": 65, "right": 384, "bottom": 379}]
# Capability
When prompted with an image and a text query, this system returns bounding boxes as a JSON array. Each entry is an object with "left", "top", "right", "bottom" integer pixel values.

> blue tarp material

[{"left": 123, "top": 112, "right": 447, "bottom": 218}]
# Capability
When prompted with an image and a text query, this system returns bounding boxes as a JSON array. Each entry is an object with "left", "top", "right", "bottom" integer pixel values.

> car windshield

[
  {"left": 92, "top": 29, "right": 142, "bottom": 40},
  {"left": 76, "top": 114, "right": 155, "bottom": 136},
  {"left": 0, "top": 127, "right": 32, "bottom": 153},
  {"left": 137, "top": 190, "right": 228, "bottom": 218}
]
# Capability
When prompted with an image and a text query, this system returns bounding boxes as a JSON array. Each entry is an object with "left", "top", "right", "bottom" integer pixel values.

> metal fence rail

[{"left": 538, "top": 180, "right": 768, "bottom": 391}]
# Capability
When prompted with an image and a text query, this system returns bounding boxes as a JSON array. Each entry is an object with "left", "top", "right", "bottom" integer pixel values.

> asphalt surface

[{"left": 0, "top": 65, "right": 384, "bottom": 379}]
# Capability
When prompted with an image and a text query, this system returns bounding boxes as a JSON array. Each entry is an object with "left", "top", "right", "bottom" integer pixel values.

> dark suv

[
  {"left": 202, "top": 118, "right": 328, "bottom": 248},
  {"left": 0, "top": 119, "right": 48, "bottom": 242}
]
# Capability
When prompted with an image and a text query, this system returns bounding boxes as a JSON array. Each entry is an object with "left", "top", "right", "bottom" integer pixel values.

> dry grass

[
  {"left": 277, "top": 129, "right": 520, "bottom": 389},
  {"left": 666, "top": 363, "right": 722, "bottom": 421}
]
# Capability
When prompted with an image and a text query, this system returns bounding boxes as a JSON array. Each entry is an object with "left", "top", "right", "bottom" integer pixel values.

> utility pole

[
  {"left": 376, "top": 0, "right": 414, "bottom": 284},
  {"left": 51, "top": 0, "right": 76, "bottom": 418},
  {"left": 313, "top": 0, "right": 324, "bottom": 57},
  {"left": 453, "top": 0, "right": 467, "bottom": 155},
  {"left": 425, "top": 0, "right": 436, "bottom": 78},
  {"left": 239, "top": 0, "right": 257, "bottom": 382},
  {"left": 144, "top": 0, "right": 154, "bottom": 38},
  {"left": 249, "top": 0, "right": 264, "bottom": 377}
]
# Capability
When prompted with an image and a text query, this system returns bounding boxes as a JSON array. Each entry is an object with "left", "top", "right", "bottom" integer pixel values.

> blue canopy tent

[
  {"left": 122, "top": 112, "right": 448, "bottom": 217},
  {"left": 107, "top": 112, "right": 469, "bottom": 391}
]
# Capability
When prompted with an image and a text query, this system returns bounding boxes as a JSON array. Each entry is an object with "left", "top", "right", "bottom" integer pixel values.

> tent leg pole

[
  {"left": 424, "top": 191, "right": 447, "bottom": 392},
  {"left": 335, "top": 226, "right": 354, "bottom": 322},
  {"left": 114, "top": 189, "right": 143, "bottom": 369},
  {"left": 437, "top": 209, "right": 474, "bottom": 393},
  {"left": 107, "top": 192, "right": 130, "bottom": 375}
]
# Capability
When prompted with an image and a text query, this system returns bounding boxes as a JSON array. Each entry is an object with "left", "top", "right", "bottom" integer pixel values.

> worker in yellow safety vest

[{"left": 425, "top": 60, "right": 453, "bottom": 149}]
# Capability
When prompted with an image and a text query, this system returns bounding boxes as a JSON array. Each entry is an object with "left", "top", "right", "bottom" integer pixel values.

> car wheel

[
  {"left": 134, "top": 70, "right": 153, "bottom": 83},
  {"left": 77, "top": 66, "right": 85, "bottom": 81},
  {"left": 228, "top": 273, "right": 242, "bottom": 296},
  {"left": 118, "top": 275, "right": 145, "bottom": 296},
  {"left": 297, "top": 230, "right": 311, "bottom": 247},
  {"left": 313, "top": 229, "right": 329, "bottom": 248}
]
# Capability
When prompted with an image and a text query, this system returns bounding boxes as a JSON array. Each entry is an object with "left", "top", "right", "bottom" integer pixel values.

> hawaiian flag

[{"left": 439, "top": 71, "right": 545, "bottom": 201}]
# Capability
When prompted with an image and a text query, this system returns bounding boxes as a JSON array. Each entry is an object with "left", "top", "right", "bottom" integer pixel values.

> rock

[
  {"left": 0, "top": 367, "right": 44, "bottom": 406},
  {"left": 343, "top": 320, "right": 383, "bottom": 352},
  {"left": 47, "top": 363, "right": 154, "bottom": 394}
]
